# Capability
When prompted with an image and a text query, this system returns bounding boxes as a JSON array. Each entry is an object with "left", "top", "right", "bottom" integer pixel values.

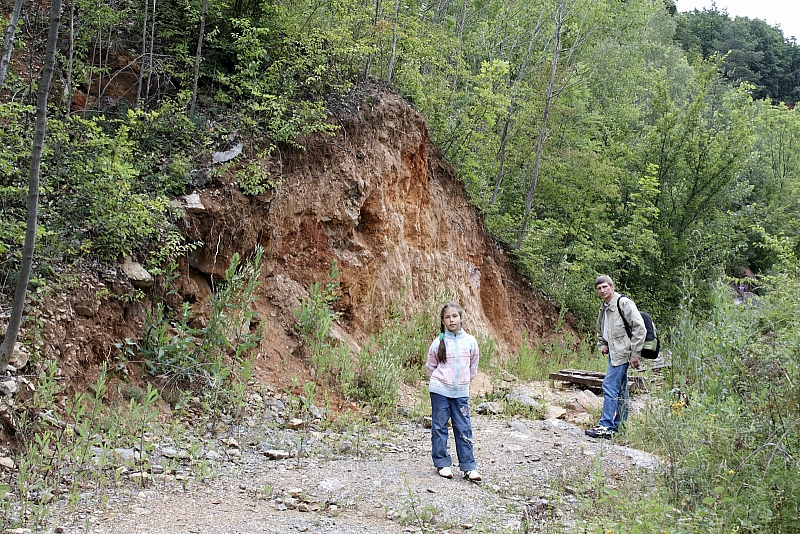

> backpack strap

[{"left": 617, "top": 296, "right": 633, "bottom": 339}]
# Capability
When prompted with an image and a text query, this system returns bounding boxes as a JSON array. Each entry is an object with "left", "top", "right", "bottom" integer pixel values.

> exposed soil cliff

[{"left": 11, "top": 83, "right": 577, "bottom": 407}]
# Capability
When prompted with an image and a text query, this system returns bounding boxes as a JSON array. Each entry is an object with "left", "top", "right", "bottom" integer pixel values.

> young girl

[{"left": 426, "top": 302, "right": 481, "bottom": 481}]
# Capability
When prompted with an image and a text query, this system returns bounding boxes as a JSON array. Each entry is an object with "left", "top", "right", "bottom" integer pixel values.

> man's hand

[
  {"left": 601, "top": 346, "right": 609, "bottom": 354},
  {"left": 630, "top": 355, "right": 640, "bottom": 369}
]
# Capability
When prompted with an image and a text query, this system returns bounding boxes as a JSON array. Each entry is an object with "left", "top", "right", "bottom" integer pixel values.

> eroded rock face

[
  {"left": 179, "top": 84, "right": 576, "bottom": 356},
  {"left": 7, "top": 84, "right": 577, "bottom": 403}
]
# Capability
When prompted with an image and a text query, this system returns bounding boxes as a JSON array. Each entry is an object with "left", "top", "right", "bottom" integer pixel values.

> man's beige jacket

[{"left": 596, "top": 291, "right": 647, "bottom": 366}]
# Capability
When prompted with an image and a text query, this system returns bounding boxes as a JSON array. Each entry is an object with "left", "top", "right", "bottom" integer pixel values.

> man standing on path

[{"left": 585, "top": 275, "right": 646, "bottom": 439}]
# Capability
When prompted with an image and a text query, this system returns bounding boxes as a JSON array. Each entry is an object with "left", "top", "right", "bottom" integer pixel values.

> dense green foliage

[
  {"left": 2, "top": 0, "right": 800, "bottom": 325},
  {"left": 674, "top": 6, "right": 800, "bottom": 103}
]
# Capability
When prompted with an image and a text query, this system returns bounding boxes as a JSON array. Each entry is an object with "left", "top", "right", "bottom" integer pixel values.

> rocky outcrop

[
  {"left": 12, "top": 84, "right": 577, "bottom": 402},
  {"left": 178, "top": 84, "right": 576, "bottom": 362}
]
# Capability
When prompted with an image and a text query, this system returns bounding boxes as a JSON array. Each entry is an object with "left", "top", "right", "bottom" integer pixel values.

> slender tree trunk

[
  {"left": 386, "top": 0, "right": 400, "bottom": 83},
  {"left": 491, "top": 117, "right": 511, "bottom": 206},
  {"left": 362, "top": 0, "right": 381, "bottom": 81},
  {"left": 136, "top": 0, "right": 149, "bottom": 107},
  {"left": 145, "top": 0, "right": 157, "bottom": 106},
  {"left": 83, "top": 32, "right": 98, "bottom": 117},
  {"left": 98, "top": 26, "right": 113, "bottom": 107},
  {"left": 95, "top": 27, "right": 104, "bottom": 110},
  {"left": 490, "top": 22, "right": 541, "bottom": 207},
  {"left": 515, "top": 0, "right": 564, "bottom": 249},
  {"left": 432, "top": 0, "right": 452, "bottom": 24},
  {"left": 0, "top": 0, "right": 26, "bottom": 89},
  {"left": 449, "top": 0, "right": 468, "bottom": 96},
  {"left": 0, "top": 0, "right": 62, "bottom": 374},
  {"left": 65, "top": 0, "right": 75, "bottom": 112},
  {"left": 190, "top": 0, "right": 208, "bottom": 115}
]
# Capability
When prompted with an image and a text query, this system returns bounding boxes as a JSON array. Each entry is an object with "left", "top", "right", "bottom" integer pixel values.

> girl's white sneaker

[
  {"left": 437, "top": 466, "right": 453, "bottom": 478},
  {"left": 463, "top": 470, "right": 482, "bottom": 482}
]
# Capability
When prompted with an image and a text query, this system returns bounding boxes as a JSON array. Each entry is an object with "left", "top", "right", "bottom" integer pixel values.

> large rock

[
  {"left": 172, "top": 192, "right": 206, "bottom": 213},
  {"left": 9, "top": 342, "right": 29, "bottom": 369},
  {"left": 0, "top": 379, "right": 18, "bottom": 395},
  {"left": 212, "top": 142, "right": 243, "bottom": 164},
  {"left": 506, "top": 391, "right": 540, "bottom": 408},
  {"left": 565, "top": 390, "right": 603, "bottom": 414},
  {"left": 469, "top": 371, "right": 493, "bottom": 399},
  {"left": 543, "top": 405, "right": 567, "bottom": 420},
  {"left": 475, "top": 401, "right": 504, "bottom": 415},
  {"left": 121, "top": 257, "right": 153, "bottom": 288}
]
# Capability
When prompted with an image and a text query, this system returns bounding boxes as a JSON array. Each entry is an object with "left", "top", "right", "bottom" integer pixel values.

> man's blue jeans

[
  {"left": 430, "top": 392, "right": 476, "bottom": 471},
  {"left": 598, "top": 356, "right": 629, "bottom": 432}
]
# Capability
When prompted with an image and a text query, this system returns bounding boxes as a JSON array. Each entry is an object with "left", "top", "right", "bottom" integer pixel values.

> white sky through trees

[{"left": 675, "top": 0, "right": 800, "bottom": 40}]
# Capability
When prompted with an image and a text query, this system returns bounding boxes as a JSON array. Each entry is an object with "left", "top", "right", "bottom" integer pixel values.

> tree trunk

[
  {"left": 0, "top": 0, "right": 62, "bottom": 374},
  {"left": 95, "top": 27, "right": 104, "bottom": 110},
  {"left": 136, "top": 0, "right": 149, "bottom": 107},
  {"left": 83, "top": 31, "right": 99, "bottom": 117},
  {"left": 515, "top": 0, "right": 564, "bottom": 249},
  {"left": 449, "top": 0, "right": 468, "bottom": 96},
  {"left": 490, "top": 21, "right": 542, "bottom": 208},
  {"left": 145, "top": 0, "right": 157, "bottom": 106},
  {"left": 386, "top": 0, "right": 400, "bottom": 83},
  {"left": 0, "top": 0, "right": 26, "bottom": 89},
  {"left": 189, "top": 0, "right": 208, "bottom": 115},
  {"left": 65, "top": 0, "right": 75, "bottom": 112}
]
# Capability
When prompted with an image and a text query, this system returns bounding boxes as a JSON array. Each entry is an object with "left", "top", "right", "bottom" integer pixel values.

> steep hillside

[{"left": 16, "top": 84, "right": 577, "bottom": 404}]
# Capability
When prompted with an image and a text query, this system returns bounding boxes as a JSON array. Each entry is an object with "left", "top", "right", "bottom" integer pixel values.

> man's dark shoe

[{"left": 585, "top": 426, "right": 615, "bottom": 439}]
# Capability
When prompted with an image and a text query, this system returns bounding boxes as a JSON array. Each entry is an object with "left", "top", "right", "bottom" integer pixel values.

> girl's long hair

[{"left": 436, "top": 302, "right": 464, "bottom": 363}]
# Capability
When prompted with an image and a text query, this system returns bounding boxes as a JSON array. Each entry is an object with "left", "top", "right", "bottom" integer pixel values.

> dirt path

[{"left": 49, "top": 404, "right": 660, "bottom": 534}]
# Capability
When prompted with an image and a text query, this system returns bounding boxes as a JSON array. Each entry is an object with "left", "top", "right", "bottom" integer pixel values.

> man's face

[{"left": 595, "top": 282, "right": 614, "bottom": 303}]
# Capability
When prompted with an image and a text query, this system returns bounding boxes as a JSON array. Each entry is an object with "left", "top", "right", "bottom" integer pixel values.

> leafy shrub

[
  {"left": 296, "top": 261, "right": 342, "bottom": 349},
  {"left": 123, "top": 100, "right": 210, "bottom": 196},
  {"left": 624, "top": 276, "right": 800, "bottom": 532},
  {"left": 39, "top": 116, "right": 173, "bottom": 262},
  {"left": 0, "top": 103, "right": 37, "bottom": 270},
  {"left": 0, "top": 101, "right": 203, "bottom": 278},
  {"left": 136, "top": 249, "right": 263, "bottom": 414}
]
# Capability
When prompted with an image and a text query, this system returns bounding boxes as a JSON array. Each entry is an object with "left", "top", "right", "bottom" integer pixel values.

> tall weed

[
  {"left": 136, "top": 248, "right": 263, "bottom": 416},
  {"left": 623, "top": 275, "right": 800, "bottom": 532},
  {"left": 1, "top": 363, "right": 163, "bottom": 531},
  {"left": 506, "top": 332, "right": 595, "bottom": 381},
  {"left": 296, "top": 275, "right": 445, "bottom": 415}
]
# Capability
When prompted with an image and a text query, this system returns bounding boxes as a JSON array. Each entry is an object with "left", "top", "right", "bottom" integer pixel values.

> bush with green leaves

[
  {"left": 619, "top": 276, "right": 800, "bottom": 532},
  {"left": 0, "top": 107, "right": 181, "bottom": 271},
  {"left": 295, "top": 273, "right": 446, "bottom": 415},
  {"left": 0, "top": 102, "right": 34, "bottom": 263},
  {"left": 136, "top": 249, "right": 263, "bottom": 415},
  {"left": 123, "top": 100, "right": 211, "bottom": 196}
]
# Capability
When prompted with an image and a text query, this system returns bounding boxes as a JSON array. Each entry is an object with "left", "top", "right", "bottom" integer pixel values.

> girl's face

[{"left": 442, "top": 306, "right": 462, "bottom": 333}]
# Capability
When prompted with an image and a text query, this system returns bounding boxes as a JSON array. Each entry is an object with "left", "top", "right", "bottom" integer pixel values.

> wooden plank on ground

[
  {"left": 549, "top": 368, "right": 647, "bottom": 392},
  {"left": 549, "top": 369, "right": 603, "bottom": 389}
]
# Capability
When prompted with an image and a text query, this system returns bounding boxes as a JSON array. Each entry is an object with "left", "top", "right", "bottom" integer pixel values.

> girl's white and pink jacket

[{"left": 426, "top": 329, "right": 480, "bottom": 399}]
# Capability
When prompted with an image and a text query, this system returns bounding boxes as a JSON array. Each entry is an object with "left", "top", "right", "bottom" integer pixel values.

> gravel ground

[{"left": 46, "top": 405, "right": 660, "bottom": 534}]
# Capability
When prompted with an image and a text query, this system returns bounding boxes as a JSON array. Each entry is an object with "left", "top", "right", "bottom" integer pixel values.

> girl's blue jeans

[
  {"left": 598, "top": 356, "right": 629, "bottom": 432},
  {"left": 430, "top": 392, "right": 476, "bottom": 471}
]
